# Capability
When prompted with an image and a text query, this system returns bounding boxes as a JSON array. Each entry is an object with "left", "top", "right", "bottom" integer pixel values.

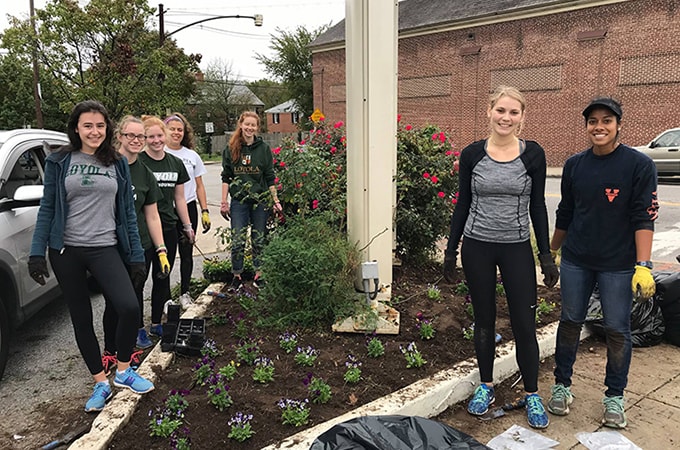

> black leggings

[
  {"left": 49, "top": 246, "right": 139, "bottom": 373},
  {"left": 151, "top": 227, "right": 179, "bottom": 323},
  {"left": 175, "top": 200, "right": 198, "bottom": 294},
  {"left": 102, "top": 246, "right": 156, "bottom": 352},
  {"left": 461, "top": 237, "right": 540, "bottom": 392}
]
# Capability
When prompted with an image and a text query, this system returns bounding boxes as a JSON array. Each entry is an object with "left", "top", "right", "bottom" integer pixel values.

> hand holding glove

[
  {"left": 129, "top": 263, "right": 148, "bottom": 289},
  {"left": 632, "top": 264, "right": 655, "bottom": 302},
  {"left": 182, "top": 223, "right": 196, "bottom": 245},
  {"left": 201, "top": 209, "right": 211, "bottom": 233},
  {"left": 28, "top": 256, "right": 50, "bottom": 286},
  {"left": 157, "top": 248, "right": 170, "bottom": 279},
  {"left": 220, "top": 201, "right": 230, "bottom": 220},
  {"left": 538, "top": 253, "right": 560, "bottom": 288},
  {"left": 443, "top": 251, "right": 458, "bottom": 284}
]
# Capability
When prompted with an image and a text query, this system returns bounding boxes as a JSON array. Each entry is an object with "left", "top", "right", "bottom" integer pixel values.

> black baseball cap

[{"left": 582, "top": 97, "right": 622, "bottom": 120}]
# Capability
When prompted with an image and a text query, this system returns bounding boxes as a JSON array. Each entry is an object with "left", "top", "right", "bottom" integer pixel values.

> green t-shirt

[
  {"left": 129, "top": 159, "right": 163, "bottom": 250},
  {"left": 139, "top": 151, "right": 190, "bottom": 231}
]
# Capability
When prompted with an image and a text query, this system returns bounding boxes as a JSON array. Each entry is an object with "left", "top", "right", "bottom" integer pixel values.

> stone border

[{"left": 69, "top": 282, "right": 585, "bottom": 450}]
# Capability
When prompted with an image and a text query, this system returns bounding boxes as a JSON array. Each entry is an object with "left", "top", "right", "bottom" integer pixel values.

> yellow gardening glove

[
  {"left": 201, "top": 209, "right": 211, "bottom": 233},
  {"left": 632, "top": 265, "right": 655, "bottom": 302},
  {"left": 158, "top": 251, "right": 170, "bottom": 279}
]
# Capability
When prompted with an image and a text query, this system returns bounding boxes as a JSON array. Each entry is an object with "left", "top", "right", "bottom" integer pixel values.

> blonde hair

[
  {"left": 489, "top": 85, "right": 526, "bottom": 134},
  {"left": 141, "top": 115, "right": 166, "bottom": 133},
  {"left": 115, "top": 115, "right": 143, "bottom": 150},
  {"left": 229, "top": 111, "right": 260, "bottom": 163}
]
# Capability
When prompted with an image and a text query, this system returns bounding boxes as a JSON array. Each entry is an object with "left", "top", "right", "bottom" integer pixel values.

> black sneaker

[
  {"left": 228, "top": 276, "right": 243, "bottom": 293},
  {"left": 253, "top": 277, "right": 265, "bottom": 289}
]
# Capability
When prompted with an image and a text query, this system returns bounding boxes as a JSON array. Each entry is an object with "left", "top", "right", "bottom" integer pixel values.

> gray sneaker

[
  {"left": 178, "top": 293, "right": 193, "bottom": 310},
  {"left": 547, "top": 384, "right": 574, "bottom": 415},
  {"left": 602, "top": 395, "right": 627, "bottom": 428}
]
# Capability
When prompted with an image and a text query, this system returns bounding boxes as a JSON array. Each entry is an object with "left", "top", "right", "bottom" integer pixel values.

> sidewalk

[{"left": 441, "top": 337, "right": 680, "bottom": 449}]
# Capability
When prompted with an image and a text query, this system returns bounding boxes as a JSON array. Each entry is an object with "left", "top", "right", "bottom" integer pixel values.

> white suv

[{"left": 0, "top": 129, "right": 68, "bottom": 380}]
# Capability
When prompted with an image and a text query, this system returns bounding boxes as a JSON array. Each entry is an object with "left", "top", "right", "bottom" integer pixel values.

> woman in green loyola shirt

[{"left": 220, "top": 111, "right": 282, "bottom": 290}]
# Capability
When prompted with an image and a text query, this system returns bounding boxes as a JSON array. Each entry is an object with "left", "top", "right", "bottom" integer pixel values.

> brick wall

[
  {"left": 312, "top": 0, "right": 680, "bottom": 166},
  {"left": 266, "top": 112, "right": 300, "bottom": 133}
]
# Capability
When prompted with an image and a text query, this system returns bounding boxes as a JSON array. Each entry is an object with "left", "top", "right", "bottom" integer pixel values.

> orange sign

[{"left": 310, "top": 108, "right": 325, "bottom": 123}]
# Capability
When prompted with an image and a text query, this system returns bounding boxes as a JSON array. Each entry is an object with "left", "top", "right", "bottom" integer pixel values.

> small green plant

[
  {"left": 462, "top": 326, "right": 474, "bottom": 341},
  {"left": 366, "top": 336, "right": 385, "bottom": 358},
  {"left": 343, "top": 354, "right": 362, "bottom": 383},
  {"left": 206, "top": 373, "right": 233, "bottom": 411},
  {"left": 236, "top": 290, "right": 257, "bottom": 311},
  {"left": 400, "top": 341, "right": 427, "bottom": 368},
  {"left": 535, "top": 297, "right": 556, "bottom": 323},
  {"left": 192, "top": 356, "right": 215, "bottom": 386},
  {"left": 235, "top": 338, "right": 261, "bottom": 366},
  {"left": 426, "top": 283, "right": 441, "bottom": 300},
  {"left": 277, "top": 398, "right": 310, "bottom": 426},
  {"left": 464, "top": 295, "right": 474, "bottom": 319},
  {"left": 148, "top": 389, "right": 189, "bottom": 439},
  {"left": 294, "top": 345, "right": 319, "bottom": 367},
  {"left": 218, "top": 361, "right": 239, "bottom": 381},
  {"left": 278, "top": 331, "right": 298, "bottom": 354},
  {"left": 496, "top": 278, "right": 506, "bottom": 296},
  {"left": 252, "top": 356, "right": 275, "bottom": 384},
  {"left": 210, "top": 313, "right": 227, "bottom": 326},
  {"left": 227, "top": 412, "right": 255, "bottom": 442},
  {"left": 169, "top": 427, "right": 191, "bottom": 450},
  {"left": 202, "top": 257, "right": 232, "bottom": 282},
  {"left": 303, "top": 373, "right": 332, "bottom": 404},
  {"left": 455, "top": 280, "right": 469, "bottom": 295},
  {"left": 231, "top": 312, "right": 248, "bottom": 339},
  {"left": 200, "top": 338, "right": 220, "bottom": 358},
  {"left": 417, "top": 317, "right": 436, "bottom": 340}
]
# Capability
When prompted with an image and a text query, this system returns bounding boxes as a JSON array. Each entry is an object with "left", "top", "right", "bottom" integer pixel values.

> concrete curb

[
  {"left": 69, "top": 281, "right": 583, "bottom": 450},
  {"left": 68, "top": 283, "right": 222, "bottom": 450}
]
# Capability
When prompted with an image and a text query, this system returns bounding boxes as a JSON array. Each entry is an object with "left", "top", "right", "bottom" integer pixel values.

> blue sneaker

[
  {"left": 525, "top": 393, "right": 549, "bottom": 429},
  {"left": 136, "top": 328, "right": 153, "bottom": 349},
  {"left": 149, "top": 324, "right": 163, "bottom": 338},
  {"left": 114, "top": 367, "right": 155, "bottom": 394},
  {"left": 467, "top": 384, "right": 495, "bottom": 415},
  {"left": 85, "top": 381, "right": 112, "bottom": 412}
]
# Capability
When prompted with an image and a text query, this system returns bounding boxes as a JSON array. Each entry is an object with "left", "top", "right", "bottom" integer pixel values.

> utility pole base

[{"left": 332, "top": 301, "right": 400, "bottom": 334}]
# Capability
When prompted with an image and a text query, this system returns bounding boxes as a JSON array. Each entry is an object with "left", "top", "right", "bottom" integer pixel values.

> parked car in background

[
  {"left": 0, "top": 129, "right": 68, "bottom": 381},
  {"left": 634, "top": 127, "right": 680, "bottom": 176}
]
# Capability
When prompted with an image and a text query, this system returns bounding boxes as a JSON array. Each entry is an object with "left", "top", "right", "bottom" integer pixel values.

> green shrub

[{"left": 257, "top": 213, "right": 362, "bottom": 328}]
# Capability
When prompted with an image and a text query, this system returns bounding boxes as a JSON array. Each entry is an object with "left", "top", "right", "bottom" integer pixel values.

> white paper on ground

[
  {"left": 575, "top": 431, "right": 642, "bottom": 450},
  {"left": 486, "top": 424, "right": 559, "bottom": 450}
]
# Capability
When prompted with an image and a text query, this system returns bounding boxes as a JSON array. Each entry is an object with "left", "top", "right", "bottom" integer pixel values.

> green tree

[
  {"left": 1, "top": 0, "right": 199, "bottom": 120},
  {"left": 247, "top": 78, "right": 288, "bottom": 111},
  {"left": 256, "top": 25, "right": 328, "bottom": 127}
]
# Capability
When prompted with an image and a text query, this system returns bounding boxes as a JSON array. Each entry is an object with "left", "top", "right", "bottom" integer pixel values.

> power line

[{"left": 163, "top": 20, "right": 269, "bottom": 39}]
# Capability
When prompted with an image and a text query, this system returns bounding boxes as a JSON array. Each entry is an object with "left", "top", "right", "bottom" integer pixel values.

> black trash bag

[
  {"left": 652, "top": 271, "right": 680, "bottom": 346},
  {"left": 309, "top": 415, "right": 490, "bottom": 450},
  {"left": 586, "top": 281, "right": 666, "bottom": 347}
]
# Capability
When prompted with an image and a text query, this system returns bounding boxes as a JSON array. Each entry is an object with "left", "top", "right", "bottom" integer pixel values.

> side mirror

[{"left": 14, "top": 185, "right": 44, "bottom": 201}]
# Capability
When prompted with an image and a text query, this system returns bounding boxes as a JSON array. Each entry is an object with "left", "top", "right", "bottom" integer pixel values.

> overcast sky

[{"left": 1, "top": 0, "right": 345, "bottom": 81}]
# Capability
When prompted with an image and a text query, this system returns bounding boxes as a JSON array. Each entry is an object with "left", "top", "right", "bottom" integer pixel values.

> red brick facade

[
  {"left": 266, "top": 112, "right": 300, "bottom": 133},
  {"left": 312, "top": 0, "right": 680, "bottom": 166}
]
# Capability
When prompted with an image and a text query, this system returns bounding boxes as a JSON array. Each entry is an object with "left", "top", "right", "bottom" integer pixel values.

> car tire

[{"left": 0, "top": 299, "right": 9, "bottom": 382}]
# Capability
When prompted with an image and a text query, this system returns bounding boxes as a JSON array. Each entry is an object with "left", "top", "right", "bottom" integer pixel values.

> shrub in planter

[
  {"left": 202, "top": 254, "right": 255, "bottom": 283},
  {"left": 257, "top": 212, "right": 362, "bottom": 328}
]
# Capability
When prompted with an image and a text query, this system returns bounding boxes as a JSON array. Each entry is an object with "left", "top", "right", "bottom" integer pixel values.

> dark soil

[{"left": 108, "top": 264, "right": 561, "bottom": 449}]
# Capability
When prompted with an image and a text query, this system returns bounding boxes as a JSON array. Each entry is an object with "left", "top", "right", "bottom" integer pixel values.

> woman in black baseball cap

[{"left": 547, "top": 96, "right": 659, "bottom": 428}]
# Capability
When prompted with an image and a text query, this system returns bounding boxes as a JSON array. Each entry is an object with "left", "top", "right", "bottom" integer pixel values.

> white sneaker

[
  {"left": 179, "top": 293, "right": 193, "bottom": 310},
  {"left": 163, "top": 299, "right": 177, "bottom": 315}
]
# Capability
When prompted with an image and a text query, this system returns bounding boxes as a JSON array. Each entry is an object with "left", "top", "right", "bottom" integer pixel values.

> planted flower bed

[{"left": 108, "top": 263, "right": 560, "bottom": 449}]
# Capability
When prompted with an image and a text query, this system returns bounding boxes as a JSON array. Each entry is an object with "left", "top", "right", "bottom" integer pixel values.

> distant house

[
  {"left": 310, "top": 0, "right": 680, "bottom": 166},
  {"left": 265, "top": 99, "right": 302, "bottom": 133}
]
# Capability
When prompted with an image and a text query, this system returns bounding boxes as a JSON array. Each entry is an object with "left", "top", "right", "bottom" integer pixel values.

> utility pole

[
  {"left": 158, "top": 3, "right": 165, "bottom": 46},
  {"left": 29, "top": 0, "right": 44, "bottom": 128}
]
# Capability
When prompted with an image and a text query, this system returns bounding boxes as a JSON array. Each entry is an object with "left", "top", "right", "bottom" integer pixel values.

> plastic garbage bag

[
  {"left": 486, "top": 424, "right": 559, "bottom": 449},
  {"left": 308, "top": 415, "right": 490, "bottom": 450},
  {"left": 652, "top": 271, "right": 680, "bottom": 346},
  {"left": 585, "top": 282, "right": 665, "bottom": 347},
  {"left": 575, "top": 430, "right": 642, "bottom": 450}
]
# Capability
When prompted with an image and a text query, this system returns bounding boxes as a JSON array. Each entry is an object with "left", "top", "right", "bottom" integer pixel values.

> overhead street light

[{"left": 158, "top": 4, "right": 263, "bottom": 45}]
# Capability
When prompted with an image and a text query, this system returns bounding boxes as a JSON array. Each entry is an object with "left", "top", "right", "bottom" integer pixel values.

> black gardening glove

[
  {"left": 443, "top": 251, "right": 458, "bottom": 284},
  {"left": 538, "top": 253, "right": 559, "bottom": 288},
  {"left": 129, "top": 263, "right": 148, "bottom": 289},
  {"left": 28, "top": 256, "right": 49, "bottom": 286}
]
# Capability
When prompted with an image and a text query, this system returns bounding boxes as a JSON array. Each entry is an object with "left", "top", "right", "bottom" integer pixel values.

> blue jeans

[
  {"left": 554, "top": 258, "right": 634, "bottom": 397},
  {"left": 230, "top": 199, "right": 269, "bottom": 274}
]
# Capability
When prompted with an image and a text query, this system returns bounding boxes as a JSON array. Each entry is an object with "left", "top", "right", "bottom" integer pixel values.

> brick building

[
  {"left": 310, "top": 0, "right": 680, "bottom": 166},
  {"left": 265, "top": 99, "right": 302, "bottom": 133}
]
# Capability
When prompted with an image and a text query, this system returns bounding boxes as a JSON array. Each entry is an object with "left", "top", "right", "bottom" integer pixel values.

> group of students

[
  {"left": 445, "top": 86, "right": 658, "bottom": 430},
  {"left": 27, "top": 100, "right": 278, "bottom": 413}
]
